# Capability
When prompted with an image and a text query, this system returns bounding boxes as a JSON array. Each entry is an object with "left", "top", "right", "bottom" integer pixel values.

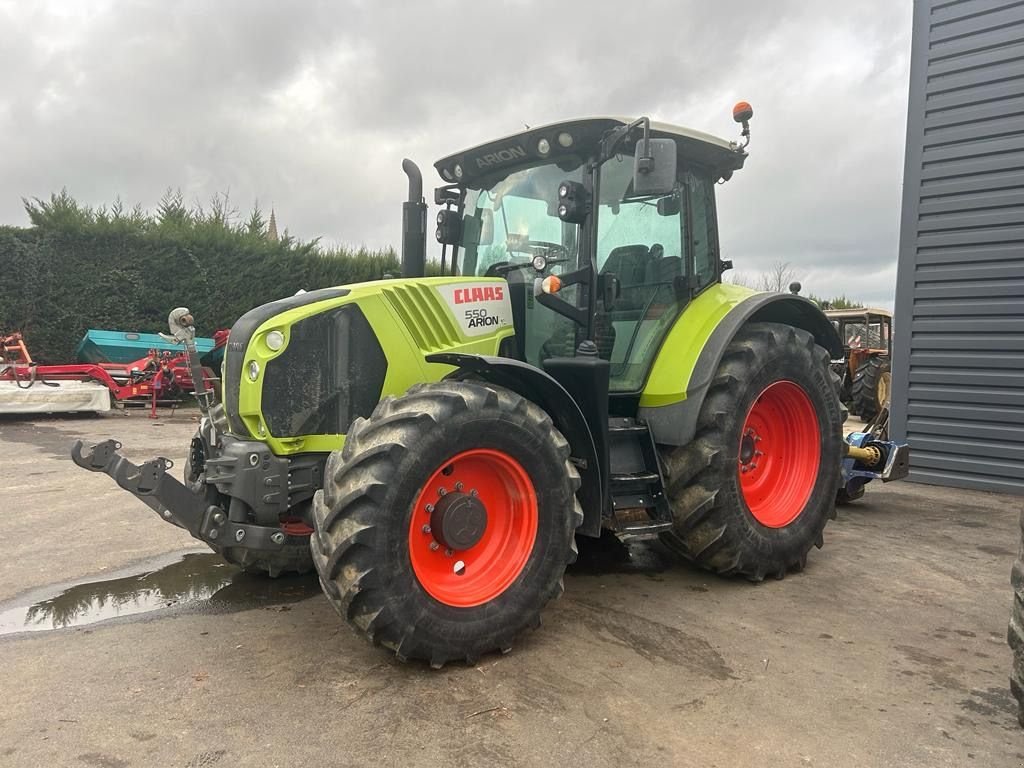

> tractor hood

[{"left": 434, "top": 116, "right": 747, "bottom": 188}]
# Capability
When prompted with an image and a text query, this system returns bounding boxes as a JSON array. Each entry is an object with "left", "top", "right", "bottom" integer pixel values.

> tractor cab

[{"left": 429, "top": 117, "right": 748, "bottom": 393}]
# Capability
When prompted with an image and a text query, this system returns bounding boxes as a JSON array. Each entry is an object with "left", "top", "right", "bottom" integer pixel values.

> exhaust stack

[{"left": 401, "top": 159, "right": 427, "bottom": 278}]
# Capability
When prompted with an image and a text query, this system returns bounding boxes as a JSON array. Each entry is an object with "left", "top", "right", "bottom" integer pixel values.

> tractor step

[
  {"left": 610, "top": 471, "right": 660, "bottom": 484},
  {"left": 610, "top": 520, "right": 674, "bottom": 539},
  {"left": 606, "top": 417, "right": 672, "bottom": 540},
  {"left": 608, "top": 422, "right": 649, "bottom": 436}
]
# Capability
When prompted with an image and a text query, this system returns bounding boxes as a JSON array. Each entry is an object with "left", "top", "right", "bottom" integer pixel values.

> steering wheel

[
  {"left": 483, "top": 240, "right": 571, "bottom": 278},
  {"left": 506, "top": 239, "right": 568, "bottom": 259}
]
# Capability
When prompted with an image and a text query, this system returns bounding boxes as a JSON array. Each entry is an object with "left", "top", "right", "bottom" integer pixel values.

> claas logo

[{"left": 453, "top": 286, "right": 504, "bottom": 304}]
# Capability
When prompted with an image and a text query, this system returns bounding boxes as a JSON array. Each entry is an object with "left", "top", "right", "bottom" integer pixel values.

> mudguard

[{"left": 639, "top": 290, "right": 844, "bottom": 446}]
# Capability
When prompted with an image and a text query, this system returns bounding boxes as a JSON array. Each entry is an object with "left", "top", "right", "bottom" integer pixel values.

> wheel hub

[
  {"left": 430, "top": 491, "right": 488, "bottom": 551},
  {"left": 739, "top": 429, "right": 758, "bottom": 466}
]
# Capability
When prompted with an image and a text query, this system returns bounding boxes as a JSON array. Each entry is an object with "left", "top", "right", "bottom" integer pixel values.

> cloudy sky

[{"left": 0, "top": 0, "right": 911, "bottom": 307}]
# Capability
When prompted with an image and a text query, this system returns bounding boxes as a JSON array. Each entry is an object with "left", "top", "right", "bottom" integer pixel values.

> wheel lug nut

[
  {"left": 455, "top": 481, "right": 464, "bottom": 491},
  {"left": 422, "top": 525, "right": 431, "bottom": 534},
  {"left": 429, "top": 542, "right": 439, "bottom": 551},
  {"left": 470, "top": 489, "right": 478, "bottom": 497},
  {"left": 438, "top": 487, "right": 447, "bottom": 497},
  {"left": 425, "top": 504, "right": 434, "bottom": 513}
]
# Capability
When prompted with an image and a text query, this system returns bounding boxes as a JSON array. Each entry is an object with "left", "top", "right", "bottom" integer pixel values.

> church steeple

[{"left": 267, "top": 208, "right": 279, "bottom": 242}]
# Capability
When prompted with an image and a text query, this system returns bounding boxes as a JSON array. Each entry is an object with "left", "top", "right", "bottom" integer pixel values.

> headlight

[
  {"left": 247, "top": 360, "right": 260, "bottom": 381},
  {"left": 557, "top": 132, "right": 573, "bottom": 148},
  {"left": 265, "top": 330, "right": 285, "bottom": 351},
  {"left": 537, "top": 138, "right": 551, "bottom": 156}
]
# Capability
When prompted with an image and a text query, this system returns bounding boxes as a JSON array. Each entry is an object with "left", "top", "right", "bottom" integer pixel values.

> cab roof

[{"left": 433, "top": 116, "right": 746, "bottom": 187}]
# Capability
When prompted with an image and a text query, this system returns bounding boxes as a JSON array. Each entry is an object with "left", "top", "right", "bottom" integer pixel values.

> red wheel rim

[
  {"left": 738, "top": 380, "right": 821, "bottom": 528},
  {"left": 408, "top": 449, "right": 538, "bottom": 607}
]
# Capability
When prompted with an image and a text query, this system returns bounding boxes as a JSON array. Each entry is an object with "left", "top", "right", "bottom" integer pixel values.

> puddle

[{"left": 0, "top": 550, "right": 320, "bottom": 636}]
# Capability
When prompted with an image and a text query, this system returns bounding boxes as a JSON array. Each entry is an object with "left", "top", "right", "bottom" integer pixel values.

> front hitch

[{"left": 71, "top": 439, "right": 292, "bottom": 551}]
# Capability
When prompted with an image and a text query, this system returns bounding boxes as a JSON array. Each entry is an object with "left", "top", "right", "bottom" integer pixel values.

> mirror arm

[
  {"left": 534, "top": 265, "right": 592, "bottom": 327},
  {"left": 599, "top": 116, "right": 651, "bottom": 164}
]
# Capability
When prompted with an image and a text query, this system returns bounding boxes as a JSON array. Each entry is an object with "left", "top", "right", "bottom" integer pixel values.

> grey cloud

[{"left": 0, "top": 0, "right": 910, "bottom": 305}]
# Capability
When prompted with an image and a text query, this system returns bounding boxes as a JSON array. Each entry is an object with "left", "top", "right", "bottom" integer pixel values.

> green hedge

[{"left": 0, "top": 192, "right": 400, "bottom": 362}]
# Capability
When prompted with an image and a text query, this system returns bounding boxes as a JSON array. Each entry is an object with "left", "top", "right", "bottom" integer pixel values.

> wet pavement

[
  {"left": 0, "top": 551, "right": 319, "bottom": 636},
  {"left": 1, "top": 410, "right": 1023, "bottom": 768}
]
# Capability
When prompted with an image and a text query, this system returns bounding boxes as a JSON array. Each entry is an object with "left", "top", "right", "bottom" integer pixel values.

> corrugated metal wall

[{"left": 892, "top": 0, "right": 1024, "bottom": 494}]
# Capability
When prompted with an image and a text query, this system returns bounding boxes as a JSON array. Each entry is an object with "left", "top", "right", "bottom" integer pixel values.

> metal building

[{"left": 892, "top": 0, "right": 1024, "bottom": 494}]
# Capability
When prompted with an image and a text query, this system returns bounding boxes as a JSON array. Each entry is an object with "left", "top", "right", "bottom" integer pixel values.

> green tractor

[{"left": 73, "top": 105, "right": 908, "bottom": 665}]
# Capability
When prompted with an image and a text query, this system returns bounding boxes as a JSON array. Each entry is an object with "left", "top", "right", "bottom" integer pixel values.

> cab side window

[{"left": 689, "top": 172, "right": 719, "bottom": 292}]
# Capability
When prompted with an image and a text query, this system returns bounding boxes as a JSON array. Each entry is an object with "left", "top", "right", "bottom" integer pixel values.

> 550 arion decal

[{"left": 435, "top": 282, "right": 513, "bottom": 337}]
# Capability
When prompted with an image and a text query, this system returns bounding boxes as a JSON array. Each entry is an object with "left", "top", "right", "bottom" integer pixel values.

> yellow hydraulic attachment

[{"left": 845, "top": 443, "right": 882, "bottom": 468}]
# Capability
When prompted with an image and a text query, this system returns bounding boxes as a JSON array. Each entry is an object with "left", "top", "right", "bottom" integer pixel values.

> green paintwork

[
  {"left": 638, "top": 282, "right": 759, "bottom": 408},
  {"left": 229, "top": 277, "right": 514, "bottom": 456}
]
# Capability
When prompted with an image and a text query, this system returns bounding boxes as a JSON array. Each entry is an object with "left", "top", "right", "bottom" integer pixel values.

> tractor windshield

[
  {"left": 458, "top": 162, "right": 585, "bottom": 366},
  {"left": 458, "top": 163, "right": 584, "bottom": 277}
]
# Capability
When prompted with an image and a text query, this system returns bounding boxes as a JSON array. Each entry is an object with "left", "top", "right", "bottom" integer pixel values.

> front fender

[{"left": 426, "top": 353, "right": 604, "bottom": 537}]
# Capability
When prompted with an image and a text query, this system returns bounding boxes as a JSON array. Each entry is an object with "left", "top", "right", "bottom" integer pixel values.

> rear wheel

[
  {"left": 1008, "top": 510, "right": 1024, "bottom": 726},
  {"left": 850, "top": 356, "right": 890, "bottom": 422},
  {"left": 660, "top": 322, "right": 844, "bottom": 581},
  {"left": 311, "top": 380, "right": 582, "bottom": 666}
]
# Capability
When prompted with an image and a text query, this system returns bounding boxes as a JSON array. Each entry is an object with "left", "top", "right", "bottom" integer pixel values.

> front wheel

[
  {"left": 660, "top": 322, "right": 844, "bottom": 581},
  {"left": 311, "top": 381, "right": 582, "bottom": 666}
]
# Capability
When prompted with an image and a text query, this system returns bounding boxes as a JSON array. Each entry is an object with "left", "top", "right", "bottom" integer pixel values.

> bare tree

[
  {"left": 725, "top": 260, "right": 799, "bottom": 293},
  {"left": 757, "top": 260, "right": 799, "bottom": 293}
]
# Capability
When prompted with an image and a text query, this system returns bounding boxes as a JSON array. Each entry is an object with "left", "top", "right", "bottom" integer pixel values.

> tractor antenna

[{"left": 732, "top": 101, "right": 753, "bottom": 150}]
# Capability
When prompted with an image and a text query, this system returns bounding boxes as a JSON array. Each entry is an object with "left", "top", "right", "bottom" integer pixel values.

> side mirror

[
  {"left": 633, "top": 138, "right": 677, "bottom": 197},
  {"left": 656, "top": 194, "right": 680, "bottom": 216},
  {"left": 599, "top": 272, "right": 621, "bottom": 310}
]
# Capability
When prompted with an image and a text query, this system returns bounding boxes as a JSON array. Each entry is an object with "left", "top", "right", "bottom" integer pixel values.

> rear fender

[
  {"left": 427, "top": 353, "right": 604, "bottom": 537},
  {"left": 639, "top": 293, "right": 843, "bottom": 446}
]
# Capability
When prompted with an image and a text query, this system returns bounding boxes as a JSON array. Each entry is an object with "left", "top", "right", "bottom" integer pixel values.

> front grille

[
  {"left": 222, "top": 287, "right": 349, "bottom": 436},
  {"left": 261, "top": 305, "right": 387, "bottom": 437}
]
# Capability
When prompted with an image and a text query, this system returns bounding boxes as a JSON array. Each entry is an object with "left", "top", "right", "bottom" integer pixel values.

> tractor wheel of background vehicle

[
  {"left": 1008, "top": 509, "right": 1024, "bottom": 727},
  {"left": 659, "top": 322, "right": 844, "bottom": 581},
  {"left": 850, "top": 356, "right": 890, "bottom": 423},
  {"left": 183, "top": 434, "right": 314, "bottom": 578},
  {"left": 311, "top": 380, "right": 582, "bottom": 666}
]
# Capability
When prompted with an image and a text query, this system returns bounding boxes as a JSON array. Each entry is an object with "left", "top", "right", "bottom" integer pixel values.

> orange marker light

[
  {"left": 733, "top": 101, "right": 754, "bottom": 123},
  {"left": 541, "top": 275, "right": 562, "bottom": 294}
]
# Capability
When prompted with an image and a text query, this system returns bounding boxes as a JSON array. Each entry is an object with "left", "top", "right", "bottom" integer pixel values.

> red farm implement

[{"left": 0, "top": 327, "right": 225, "bottom": 416}]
